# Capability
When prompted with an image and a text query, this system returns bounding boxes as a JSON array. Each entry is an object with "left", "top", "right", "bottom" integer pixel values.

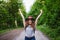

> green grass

[
  {"left": 37, "top": 24, "right": 60, "bottom": 40},
  {"left": 0, "top": 26, "right": 23, "bottom": 35},
  {"left": 0, "top": 29, "right": 10, "bottom": 35}
]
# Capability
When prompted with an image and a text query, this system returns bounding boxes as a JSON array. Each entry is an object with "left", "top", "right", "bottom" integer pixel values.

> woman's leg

[{"left": 25, "top": 36, "right": 30, "bottom": 40}]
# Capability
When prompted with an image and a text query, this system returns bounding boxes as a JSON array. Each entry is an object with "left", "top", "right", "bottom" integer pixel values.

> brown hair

[{"left": 25, "top": 17, "right": 35, "bottom": 30}]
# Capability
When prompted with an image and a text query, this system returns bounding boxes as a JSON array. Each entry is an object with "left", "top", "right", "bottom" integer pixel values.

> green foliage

[
  {"left": 28, "top": 0, "right": 60, "bottom": 40},
  {"left": 0, "top": 0, "right": 26, "bottom": 30},
  {"left": 37, "top": 25, "right": 60, "bottom": 40}
]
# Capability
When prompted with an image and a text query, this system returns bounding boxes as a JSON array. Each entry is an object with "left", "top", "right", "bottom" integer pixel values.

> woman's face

[{"left": 28, "top": 20, "right": 32, "bottom": 25}]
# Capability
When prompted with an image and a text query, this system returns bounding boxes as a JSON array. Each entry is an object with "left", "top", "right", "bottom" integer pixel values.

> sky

[{"left": 23, "top": 0, "right": 36, "bottom": 13}]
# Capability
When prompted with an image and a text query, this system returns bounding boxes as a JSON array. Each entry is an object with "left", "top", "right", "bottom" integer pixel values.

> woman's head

[{"left": 25, "top": 16, "right": 35, "bottom": 25}]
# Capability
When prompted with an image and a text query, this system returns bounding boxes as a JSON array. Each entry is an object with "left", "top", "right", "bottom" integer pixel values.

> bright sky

[{"left": 23, "top": 0, "right": 36, "bottom": 13}]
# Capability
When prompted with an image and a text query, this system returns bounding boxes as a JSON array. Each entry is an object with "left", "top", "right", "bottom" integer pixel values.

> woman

[
  {"left": 19, "top": 9, "right": 43, "bottom": 40},
  {"left": 25, "top": 16, "right": 35, "bottom": 40}
]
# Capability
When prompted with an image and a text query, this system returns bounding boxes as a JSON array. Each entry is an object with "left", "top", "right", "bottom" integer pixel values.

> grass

[
  {"left": 37, "top": 24, "right": 60, "bottom": 40},
  {"left": 0, "top": 26, "right": 23, "bottom": 35},
  {"left": 0, "top": 29, "right": 10, "bottom": 35}
]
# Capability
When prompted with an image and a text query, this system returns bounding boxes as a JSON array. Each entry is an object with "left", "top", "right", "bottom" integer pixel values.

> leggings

[{"left": 25, "top": 36, "right": 36, "bottom": 40}]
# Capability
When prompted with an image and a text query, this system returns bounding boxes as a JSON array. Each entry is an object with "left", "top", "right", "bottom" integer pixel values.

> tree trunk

[{"left": 15, "top": 20, "right": 18, "bottom": 27}]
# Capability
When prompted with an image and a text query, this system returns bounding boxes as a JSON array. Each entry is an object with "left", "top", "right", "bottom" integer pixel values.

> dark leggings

[{"left": 25, "top": 36, "right": 36, "bottom": 40}]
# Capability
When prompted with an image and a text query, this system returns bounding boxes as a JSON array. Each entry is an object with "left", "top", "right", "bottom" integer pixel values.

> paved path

[
  {"left": 13, "top": 30, "right": 49, "bottom": 40},
  {"left": 0, "top": 29, "right": 49, "bottom": 40},
  {"left": 0, "top": 29, "right": 23, "bottom": 40}
]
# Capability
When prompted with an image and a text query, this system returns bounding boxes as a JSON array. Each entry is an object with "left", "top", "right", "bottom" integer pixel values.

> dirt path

[
  {"left": 0, "top": 29, "right": 23, "bottom": 40},
  {"left": 0, "top": 29, "right": 49, "bottom": 40}
]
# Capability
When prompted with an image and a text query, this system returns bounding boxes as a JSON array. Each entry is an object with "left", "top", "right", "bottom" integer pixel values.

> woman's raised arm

[
  {"left": 35, "top": 9, "right": 43, "bottom": 27},
  {"left": 19, "top": 9, "right": 25, "bottom": 28}
]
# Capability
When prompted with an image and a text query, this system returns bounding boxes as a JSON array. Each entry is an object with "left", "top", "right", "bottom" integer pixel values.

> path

[{"left": 0, "top": 29, "right": 49, "bottom": 40}]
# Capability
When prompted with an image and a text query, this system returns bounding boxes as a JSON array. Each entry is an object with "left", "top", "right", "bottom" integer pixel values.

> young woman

[
  {"left": 25, "top": 16, "right": 35, "bottom": 40},
  {"left": 19, "top": 9, "right": 43, "bottom": 40}
]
